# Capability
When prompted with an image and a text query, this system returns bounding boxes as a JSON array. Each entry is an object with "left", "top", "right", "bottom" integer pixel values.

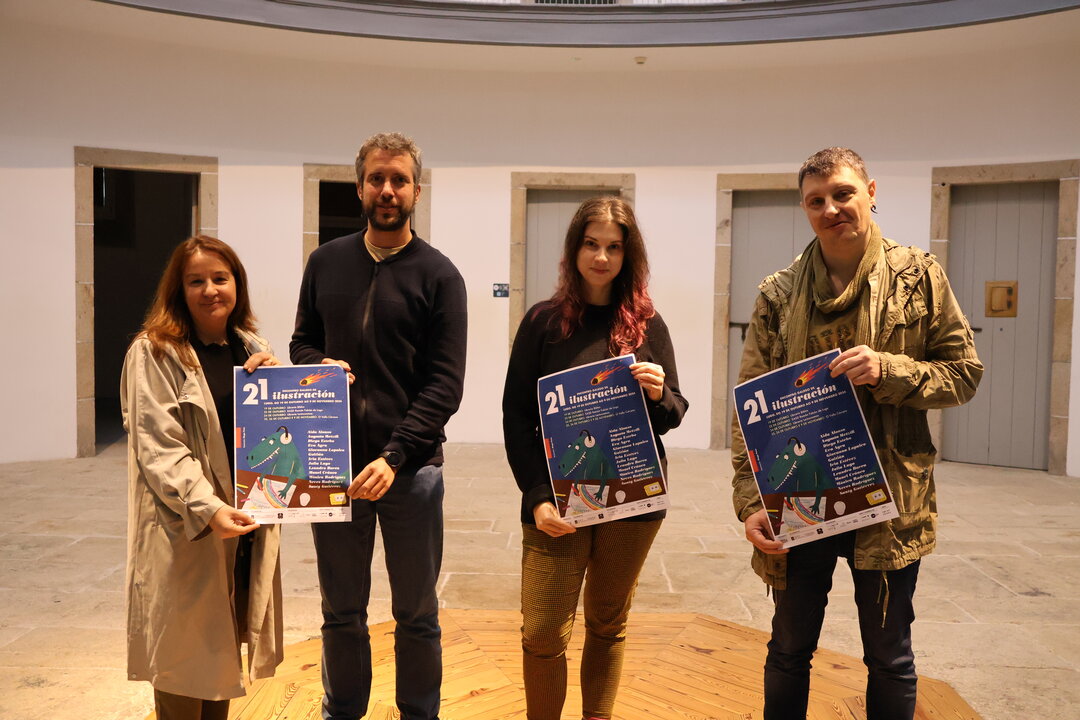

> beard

[{"left": 364, "top": 197, "right": 414, "bottom": 232}]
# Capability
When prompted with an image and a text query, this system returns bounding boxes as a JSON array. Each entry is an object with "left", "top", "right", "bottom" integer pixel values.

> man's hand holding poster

[
  {"left": 234, "top": 365, "right": 352, "bottom": 524},
  {"left": 734, "top": 349, "right": 898, "bottom": 548},
  {"left": 538, "top": 355, "right": 667, "bottom": 527}
]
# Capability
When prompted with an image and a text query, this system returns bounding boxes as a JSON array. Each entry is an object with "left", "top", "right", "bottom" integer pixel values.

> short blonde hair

[{"left": 354, "top": 132, "right": 422, "bottom": 185}]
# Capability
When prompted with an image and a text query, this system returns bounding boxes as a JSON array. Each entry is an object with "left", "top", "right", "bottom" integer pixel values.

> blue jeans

[
  {"left": 764, "top": 531, "right": 920, "bottom": 720},
  {"left": 312, "top": 464, "right": 444, "bottom": 720}
]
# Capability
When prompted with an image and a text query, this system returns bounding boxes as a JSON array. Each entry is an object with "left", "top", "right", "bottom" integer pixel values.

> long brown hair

[
  {"left": 545, "top": 196, "right": 655, "bottom": 355},
  {"left": 140, "top": 236, "right": 256, "bottom": 368}
]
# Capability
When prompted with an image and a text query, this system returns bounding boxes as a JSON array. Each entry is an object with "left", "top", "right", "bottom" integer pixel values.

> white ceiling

[{"left": 7, "top": 0, "right": 1080, "bottom": 73}]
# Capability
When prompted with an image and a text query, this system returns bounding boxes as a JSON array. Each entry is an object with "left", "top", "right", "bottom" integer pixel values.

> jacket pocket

[
  {"left": 886, "top": 448, "right": 934, "bottom": 529},
  {"left": 887, "top": 297, "right": 929, "bottom": 358}
]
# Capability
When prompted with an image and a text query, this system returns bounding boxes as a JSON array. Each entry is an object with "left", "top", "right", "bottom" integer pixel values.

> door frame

[
  {"left": 508, "top": 172, "right": 635, "bottom": 348},
  {"left": 930, "top": 159, "right": 1079, "bottom": 474},
  {"left": 73, "top": 146, "right": 218, "bottom": 457},
  {"left": 712, "top": 173, "right": 799, "bottom": 449},
  {"left": 302, "top": 163, "right": 432, "bottom": 266}
]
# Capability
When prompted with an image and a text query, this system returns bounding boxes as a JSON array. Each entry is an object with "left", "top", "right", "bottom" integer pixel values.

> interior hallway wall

[{"left": 1, "top": 1, "right": 1078, "bottom": 465}]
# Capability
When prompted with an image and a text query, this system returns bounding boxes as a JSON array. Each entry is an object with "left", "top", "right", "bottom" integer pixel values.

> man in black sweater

[{"left": 290, "top": 132, "right": 467, "bottom": 720}]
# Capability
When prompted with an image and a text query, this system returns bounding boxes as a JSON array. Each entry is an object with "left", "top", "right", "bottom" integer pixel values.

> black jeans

[
  {"left": 312, "top": 464, "right": 444, "bottom": 720},
  {"left": 764, "top": 531, "right": 920, "bottom": 720}
]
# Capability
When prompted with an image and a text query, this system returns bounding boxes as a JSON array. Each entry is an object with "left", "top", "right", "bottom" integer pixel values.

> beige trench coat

[
  {"left": 731, "top": 239, "right": 983, "bottom": 588},
  {"left": 121, "top": 330, "right": 283, "bottom": 700}
]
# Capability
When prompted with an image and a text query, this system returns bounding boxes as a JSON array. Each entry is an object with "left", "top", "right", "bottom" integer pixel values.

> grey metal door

[
  {"left": 942, "top": 182, "right": 1058, "bottom": 469},
  {"left": 727, "top": 190, "right": 805, "bottom": 444},
  {"left": 525, "top": 189, "right": 616, "bottom": 309}
]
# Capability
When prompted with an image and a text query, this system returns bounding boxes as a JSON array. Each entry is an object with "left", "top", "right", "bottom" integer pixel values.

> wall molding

[
  {"left": 712, "top": 172, "right": 798, "bottom": 449},
  {"left": 73, "top": 146, "right": 218, "bottom": 457},
  {"left": 930, "top": 159, "right": 1079, "bottom": 474},
  {"left": 508, "top": 171, "right": 634, "bottom": 348}
]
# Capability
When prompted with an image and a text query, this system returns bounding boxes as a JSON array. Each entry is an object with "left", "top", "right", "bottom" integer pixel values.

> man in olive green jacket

[{"left": 731, "top": 148, "right": 982, "bottom": 720}]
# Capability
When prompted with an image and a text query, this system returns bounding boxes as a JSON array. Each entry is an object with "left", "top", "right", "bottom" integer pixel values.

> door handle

[{"left": 730, "top": 321, "right": 749, "bottom": 341}]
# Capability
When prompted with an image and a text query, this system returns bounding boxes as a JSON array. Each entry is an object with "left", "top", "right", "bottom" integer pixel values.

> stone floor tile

[
  {"left": 439, "top": 571, "right": 520, "bottom": 609},
  {"left": 1026, "top": 623, "right": 1080, "bottom": 667},
  {"left": 654, "top": 520, "right": 744, "bottom": 538},
  {"left": 1021, "top": 540, "right": 1080, "bottom": 556},
  {"left": 0, "top": 587, "right": 125, "bottom": 629},
  {"left": 20, "top": 514, "right": 127, "bottom": 538},
  {"left": 912, "top": 621, "right": 1066, "bottom": 667},
  {"left": 911, "top": 597, "right": 976, "bottom": 623},
  {"left": 0, "top": 557, "right": 118, "bottom": 593},
  {"left": 282, "top": 564, "right": 322, "bottom": 597},
  {"left": 0, "top": 626, "right": 127, "bottom": 668},
  {"left": 444, "top": 518, "right": 496, "bottom": 532},
  {"left": 911, "top": 555, "right": 1018, "bottom": 600},
  {"left": 0, "top": 625, "right": 31, "bottom": 648},
  {"left": 36, "top": 535, "right": 126, "bottom": 566},
  {"left": 699, "top": 536, "right": 757, "bottom": 554},
  {"left": 934, "top": 539, "right": 1036, "bottom": 556},
  {"left": 962, "top": 510, "right": 1078, "bottom": 530},
  {"left": 91, "top": 565, "right": 126, "bottom": 592},
  {"left": 441, "top": 529, "right": 519, "bottom": 574},
  {"left": 281, "top": 594, "right": 324, "bottom": 641},
  {"left": 966, "top": 555, "right": 1077, "bottom": 597},
  {"left": 492, "top": 515, "right": 525, "bottom": 534},
  {"left": 940, "top": 665, "right": 1080, "bottom": 720},
  {"left": 959, "top": 595, "right": 1080, "bottom": 624},
  {"left": 0, "top": 667, "right": 153, "bottom": 720},
  {"left": 650, "top": 532, "right": 706, "bottom": 552},
  {"left": 661, "top": 551, "right": 768, "bottom": 596},
  {"left": 0, "top": 534, "right": 78, "bottom": 561}
]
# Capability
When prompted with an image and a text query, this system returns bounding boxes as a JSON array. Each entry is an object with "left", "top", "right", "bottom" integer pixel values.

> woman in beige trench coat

[{"left": 121, "top": 236, "right": 283, "bottom": 720}]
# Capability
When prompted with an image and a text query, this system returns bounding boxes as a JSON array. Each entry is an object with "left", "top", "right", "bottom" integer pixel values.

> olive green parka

[{"left": 731, "top": 238, "right": 983, "bottom": 588}]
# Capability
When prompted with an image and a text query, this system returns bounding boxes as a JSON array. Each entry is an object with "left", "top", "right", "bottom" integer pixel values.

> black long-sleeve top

[
  {"left": 502, "top": 302, "right": 688, "bottom": 524},
  {"left": 290, "top": 230, "right": 468, "bottom": 475}
]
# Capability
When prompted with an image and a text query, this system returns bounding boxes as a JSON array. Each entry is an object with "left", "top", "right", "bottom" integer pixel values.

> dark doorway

[
  {"left": 94, "top": 167, "right": 197, "bottom": 446},
  {"left": 319, "top": 181, "right": 364, "bottom": 245}
]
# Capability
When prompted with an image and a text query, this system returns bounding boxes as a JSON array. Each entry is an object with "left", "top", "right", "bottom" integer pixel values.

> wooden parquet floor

[{"left": 153, "top": 609, "right": 982, "bottom": 720}]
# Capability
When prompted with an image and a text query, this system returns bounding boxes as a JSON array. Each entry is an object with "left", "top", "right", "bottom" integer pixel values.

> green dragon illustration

[
  {"left": 558, "top": 429, "right": 618, "bottom": 505},
  {"left": 767, "top": 436, "right": 835, "bottom": 515},
  {"left": 246, "top": 425, "right": 305, "bottom": 502}
]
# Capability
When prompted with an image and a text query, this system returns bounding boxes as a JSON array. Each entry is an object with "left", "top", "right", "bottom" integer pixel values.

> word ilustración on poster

[
  {"left": 537, "top": 355, "right": 667, "bottom": 527},
  {"left": 234, "top": 365, "right": 352, "bottom": 524},
  {"left": 734, "top": 349, "right": 897, "bottom": 548}
]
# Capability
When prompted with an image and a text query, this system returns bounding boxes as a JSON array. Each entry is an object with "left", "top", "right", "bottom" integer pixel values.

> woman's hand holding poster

[{"left": 537, "top": 355, "right": 667, "bottom": 527}]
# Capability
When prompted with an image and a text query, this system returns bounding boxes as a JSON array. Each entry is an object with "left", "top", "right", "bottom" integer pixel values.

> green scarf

[{"left": 785, "top": 221, "right": 884, "bottom": 363}]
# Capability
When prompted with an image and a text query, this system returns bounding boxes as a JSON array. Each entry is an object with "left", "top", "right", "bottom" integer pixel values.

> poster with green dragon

[
  {"left": 538, "top": 354, "right": 667, "bottom": 527},
  {"left": 734, "top": 348, "right": 897, "bottom": 548},
  {"left": 234, "top": 364, "right": 351, "bottom": 524}
]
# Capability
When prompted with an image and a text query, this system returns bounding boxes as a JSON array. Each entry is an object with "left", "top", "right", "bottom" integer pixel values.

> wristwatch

[{"left": 379, "top": 450, "right": 403, "bottom": 471}]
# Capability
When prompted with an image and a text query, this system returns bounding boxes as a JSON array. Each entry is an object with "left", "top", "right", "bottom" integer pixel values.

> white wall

[
  {"left": 2, "top": 3, "right": 1079, "bottom": 466},
  {"left": 0, "top": 162, "right": 77, "bottom": 459}
]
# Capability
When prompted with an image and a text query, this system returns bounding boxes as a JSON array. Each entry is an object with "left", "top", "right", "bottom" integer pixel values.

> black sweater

[
  {"left": 502, "top": 302, "right": 688, "bottom": 524},
  {"left": 290, "top": 231, "right": 467, "bottom": 475}
]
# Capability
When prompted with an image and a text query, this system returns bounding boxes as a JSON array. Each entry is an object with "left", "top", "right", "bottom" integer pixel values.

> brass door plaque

[{"left": 985, "top": 281, "right": 1018, "bottom": 318}]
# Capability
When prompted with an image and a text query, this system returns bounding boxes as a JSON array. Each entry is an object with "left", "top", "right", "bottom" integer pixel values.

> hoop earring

[{"left": 871, "top": 203, "right": 878, "bottom": 213}]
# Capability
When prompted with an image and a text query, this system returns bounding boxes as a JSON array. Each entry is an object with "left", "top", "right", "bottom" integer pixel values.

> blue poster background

[
  {"left": 234, "top": 364, "right": 352, "bottom": 524},
  {"left": 537, "top": 354, "right": 666, "bottom": 527},
  {"left": 734, "top": 349, "right": 897, "bottom": 547}
]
